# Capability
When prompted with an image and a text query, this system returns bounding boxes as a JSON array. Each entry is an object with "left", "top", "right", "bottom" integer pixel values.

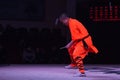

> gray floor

[{"left": 0, "top": 64, "right": 120, "bottom": 80}]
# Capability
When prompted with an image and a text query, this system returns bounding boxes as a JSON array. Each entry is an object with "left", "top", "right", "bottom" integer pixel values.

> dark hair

[
  {"left": 55, "top": 13, "right": 69, "bottom": 25},
  {"left": 59, "top": 13, "right": 69, "bottom": 20}
]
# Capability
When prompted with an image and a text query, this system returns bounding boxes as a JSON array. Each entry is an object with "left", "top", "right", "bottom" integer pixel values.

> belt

[
  {"left": 77, "top": 34, "right": 90, "bottom": 49},
  {"left": 77, "top": 34, "right": 89, "bottom": 42}
]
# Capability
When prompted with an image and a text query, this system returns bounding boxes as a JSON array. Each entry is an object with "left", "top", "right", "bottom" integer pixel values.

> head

[{"left": 59, "top": 13, "right": 69, "bottom": 26}]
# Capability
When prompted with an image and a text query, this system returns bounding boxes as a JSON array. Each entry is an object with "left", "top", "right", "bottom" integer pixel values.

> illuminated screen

[
  {"left": 89, "top": 6, "right": 120, "bottom": 21},
  {"left": 76, "top": 0, "right": 120, "bottom": 22}
]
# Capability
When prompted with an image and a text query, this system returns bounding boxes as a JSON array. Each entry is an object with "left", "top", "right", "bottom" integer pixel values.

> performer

[{"left": 58, "top": 13, "right": 99, "bottom": 77}]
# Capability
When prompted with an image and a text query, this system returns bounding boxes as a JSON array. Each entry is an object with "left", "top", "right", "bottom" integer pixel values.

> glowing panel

[{"left": 89, "top": 6, "right": 120, "bottom": 21}]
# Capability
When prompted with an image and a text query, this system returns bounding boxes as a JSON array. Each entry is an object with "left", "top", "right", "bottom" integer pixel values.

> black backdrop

[
  {"left": 0, "top": 0, "right": 120, "bottom": 64},
  {"left": 76, "top": 0, "right": 120, "bottom": 64}
]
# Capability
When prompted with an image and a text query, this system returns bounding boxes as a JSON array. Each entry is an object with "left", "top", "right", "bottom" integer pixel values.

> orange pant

[{"left": 68, "top": 41, "right": 88, "bottom": 73}]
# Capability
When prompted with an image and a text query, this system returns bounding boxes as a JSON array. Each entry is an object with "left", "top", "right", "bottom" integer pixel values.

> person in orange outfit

[{"left": 58, "top": 13, "right": 99, "bottom": 77}]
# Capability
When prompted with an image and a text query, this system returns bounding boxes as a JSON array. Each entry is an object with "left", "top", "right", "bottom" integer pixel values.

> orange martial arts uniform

[{"left": 68, "top": 18, "right": 98, "bottom": 74}]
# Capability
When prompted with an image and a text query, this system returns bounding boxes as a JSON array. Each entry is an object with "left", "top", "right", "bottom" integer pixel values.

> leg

[
  {"left": 65, "top": 46, "right": 77, "bottom": 69},
  {"left": 74, "top": 56, "right": 85, "bottom": 74},
  {"left": 68, "top": 47, "right": 76, "bottom": 67},
  {"left": 72, "top": 43, "right": 88, "bottom": 77},
  {"left": 73, "top": 54, "right": 87, "bottom": 77}
]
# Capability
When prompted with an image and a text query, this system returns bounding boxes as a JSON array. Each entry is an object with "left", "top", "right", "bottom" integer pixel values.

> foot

[
  {"left": 65, "top": 64, "right": 77, "bottom": 69},
  {"left": 73, "top": 72, "right": 86, "bottom": 77}
]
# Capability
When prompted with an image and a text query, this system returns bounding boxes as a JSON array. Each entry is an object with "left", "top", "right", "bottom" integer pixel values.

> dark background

[
  {"left": 76, "top": 0, "right": 120, "bottom": 64},
  {"left": 0, "top": 0, "right": 120, "bottom": 64}
]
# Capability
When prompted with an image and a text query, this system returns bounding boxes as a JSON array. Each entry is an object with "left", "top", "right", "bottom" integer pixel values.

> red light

[{"left": 89, "top": 5, "right": 120, "bottom": 21}]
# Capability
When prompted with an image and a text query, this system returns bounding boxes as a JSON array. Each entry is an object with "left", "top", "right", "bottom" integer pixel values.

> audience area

[{"left": 0, "top": 24, "right": 70, "bottom": 64}]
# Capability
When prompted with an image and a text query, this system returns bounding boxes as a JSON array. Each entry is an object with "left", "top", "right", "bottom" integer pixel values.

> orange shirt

[
  {"left": 68, "top": 18, "right": 89, "bottom": 41},
  {"left": 68, "top": 18, "right": 98, "bottom": 54}
]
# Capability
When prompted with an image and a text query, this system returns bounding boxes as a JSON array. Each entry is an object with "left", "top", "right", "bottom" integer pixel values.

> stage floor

[{"left": 0, "top": 64, "right": 120, "bottom": 80}]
